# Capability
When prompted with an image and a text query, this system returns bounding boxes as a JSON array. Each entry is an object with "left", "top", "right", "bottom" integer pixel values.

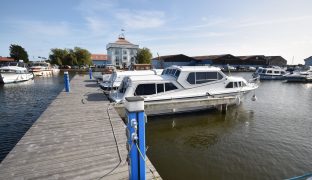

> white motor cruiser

[
  {"left": 109, "top": 66, "right": 258, "bottom": 104},
  {"left": 0, "top": 61, "right": 34, "bottom": 84},
  {"left": 284, "top": 66, "right": 312, "bottom": 82},
  {"left": 252, "top": 67, "right": 286, "bottom": 80},
  {"left": 99, "top": 69, "right": 163, "bottom": 92},
  {"left": 29, "top": 62, "right": 53, "bottom": 76}
]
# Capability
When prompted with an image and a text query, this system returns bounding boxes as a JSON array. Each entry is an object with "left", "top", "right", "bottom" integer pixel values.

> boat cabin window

[
  {"left": 267, "top": 70, "right": 272, "bottom": 74},
  {"left": 225, "top": 82, "right": 233, "bottom": 88},
  {"left": 165, "top": 83, "right": 178, "bottom": 91},
  {"left": 135, "top": 84, "right": 156, "bottom": 96},
  {"left": 187, "top": 72, "right": 223, "bottom": 84},
  {"left": 274, "top": 71, "right": 280, "bottom": 74},
  {"left": 226, "top": 81, "right": 247, "bottom": 88},
  {"left": 174, "top": 70, "right": 181, "bottom": 77},
  {"left": 281, "top": 71, "right": 285, "bottom": 75},
  {"left": 157, "top": 84, "right": 164, "bottom": 93},
  {"left": 163, "top": 68, "right": 181, "bottom": 78},
  {"left": 134, "top": 83, "right": 178, "bottom": 96}
]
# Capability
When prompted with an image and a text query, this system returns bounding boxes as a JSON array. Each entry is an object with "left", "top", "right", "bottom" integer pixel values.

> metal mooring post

[
  {"left": 89, "top": 68, "right": 92, "bottom": 80},
  {"left": 64, "top": 71, "right": 70, "bottom": 92},
  {"left": 125, "top": 97, "right": 146, "bottom": 180}
]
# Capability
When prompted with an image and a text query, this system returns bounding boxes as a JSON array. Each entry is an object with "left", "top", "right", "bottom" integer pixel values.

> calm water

[
  {"left": 146, "top": 72, "right": 312, "bottom": 180},
  {"left": 0, "top": 72, "right": 311, "bottom": 179},
  {"left": 0, "top": 73, "right": 70, "bottom": 162}
]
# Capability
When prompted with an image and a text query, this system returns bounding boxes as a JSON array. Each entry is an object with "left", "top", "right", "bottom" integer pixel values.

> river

[{"left": 0, "top": 72, "right": 311, "bottom": 179}]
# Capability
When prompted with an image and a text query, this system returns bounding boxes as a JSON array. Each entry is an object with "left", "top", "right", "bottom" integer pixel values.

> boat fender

[
  {"left": 235, "top": 96, "right": 241, "bottom": 105},
  {"left": 251, "top": 95, "right": 257, "bottom": 101}
]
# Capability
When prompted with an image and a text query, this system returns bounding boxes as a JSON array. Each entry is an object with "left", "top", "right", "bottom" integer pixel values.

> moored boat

[
  {"left": 29, "top": 62, "right": 53, "bottom": 76},
  {"left": 252, "top": 67, "right": 286, "bottom": 80},
  {"left": 99, "top": 69, "right": 163, "bottom": 92},
  {"left": 284, "top": 66, "right": 312, "bottom": 82},
  {"left": 0, "top": 61, "right": 34, "bottom": 84},
  {"left": 109, "top": 66, "right": 259, "bottom": 115}
]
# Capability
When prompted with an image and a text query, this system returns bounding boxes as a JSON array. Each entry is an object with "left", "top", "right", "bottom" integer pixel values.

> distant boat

[
  {"left": 284, "top": 66, "right": 312, "bottom": 82},
  {"left": 0, "top": 61, "right": 34, "bottom": 84},
  {"left": 29, "top": 62, "right": 53, "bottom": 76},
  {"left": 252, "top": 67, "right": 286, "bottom": 80}
]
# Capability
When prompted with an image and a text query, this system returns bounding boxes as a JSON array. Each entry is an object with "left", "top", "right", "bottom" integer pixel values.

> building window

[
  {"left": 115, "top": 49, "right": 120, "bottom": 55},
  {"left": 123, "top": 50, "right": 127, "bottom": 54},
  {"left": 123, "top": 56, "right": 127, "bottom": 61},
  {"left": 115, "top": 57, "right": 120, "bottom": 66},
  {"left": 130, "top": 49, "right": 134, "bottom": 55}
]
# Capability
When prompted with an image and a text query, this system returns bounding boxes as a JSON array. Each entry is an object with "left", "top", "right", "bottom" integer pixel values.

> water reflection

[{"left": 146, "top": 72, "right": 312, "bottom": 180}]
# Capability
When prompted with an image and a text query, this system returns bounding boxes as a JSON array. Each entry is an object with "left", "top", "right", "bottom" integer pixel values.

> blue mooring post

[
  {"left": 89, "top": 68, "right": 92, "bottom": 79},
  {"left": 125, "top": 97, "right": 146, "bottom": 180},
  {"left": 64, "top": 71, "right": 70, "bottom": 92}
]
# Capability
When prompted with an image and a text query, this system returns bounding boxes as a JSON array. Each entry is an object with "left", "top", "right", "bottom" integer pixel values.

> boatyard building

[
  {"left": 304, "top": 56, "right": 312, "bottom": 66},
  {"left": 152, "top": 54, "right": 198, "bottom": 68}
]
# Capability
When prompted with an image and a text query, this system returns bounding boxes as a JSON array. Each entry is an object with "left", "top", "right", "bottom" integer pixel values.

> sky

[{"left": 1, "top": 0, "right": 312, "bottom": 64}]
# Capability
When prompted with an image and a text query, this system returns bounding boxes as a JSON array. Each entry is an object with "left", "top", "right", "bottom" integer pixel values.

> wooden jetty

[{"left": 0, "top": 75, "right": 161, "bottom": 180}]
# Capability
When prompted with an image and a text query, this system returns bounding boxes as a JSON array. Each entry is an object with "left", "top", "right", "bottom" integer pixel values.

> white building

[
  {"left": 106, "top": 34, "right": 139, "bottom": 69},
  {"left": 304, "top": 56, "right": 312, "bottom": 66}
]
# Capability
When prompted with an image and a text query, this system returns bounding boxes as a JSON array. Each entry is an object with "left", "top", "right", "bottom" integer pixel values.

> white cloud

[
  {"left": 115, "top": 10, "right": 166, "bottom": 29},
  {"left": 236, "top": 15, "right": 312, "bottom": 28},
  {"left": 15, "top": 20, "right": 70, "bottom": 37},
  {"left": 76, "top": 0, "right": 117, "bottom": 14},
  {"left": 84, "top": 16, "right": 109, "bottom": 35}
]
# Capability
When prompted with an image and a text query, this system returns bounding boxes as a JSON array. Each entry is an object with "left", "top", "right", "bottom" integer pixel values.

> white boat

[
  {"left": 0, "top": 61, "right": 34, "bottom": 84},
  {"left": 29, "top": 62, "right": 53, "bottom": 76},
  {"left": 51, "top": 65, "right": 60, "bottom": 75},
  {"left": 109, "top": 66, "right": 258, "bottom": 110},
  {"left": 252, "top": 67, "right": 286, "bottom": 80},
  {"left": 284, "top": 66, "right": 312, "bottom": 82},
  {"left": 99, "top": 69, "right": 163, "bottom": 92}
]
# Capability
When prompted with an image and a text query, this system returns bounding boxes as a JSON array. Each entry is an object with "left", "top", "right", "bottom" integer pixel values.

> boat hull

[
  {"left": 31, "top": 70, "right": 53, "bottom": 76},
  {"left": 0, "top": 72, "right": 34, "bottom": 84},
  {"left": 113, "top": 96, "right": 238, "bottom": 118},
  {"left": 259, "top": 74, "right": 284, "bottom": 80}
]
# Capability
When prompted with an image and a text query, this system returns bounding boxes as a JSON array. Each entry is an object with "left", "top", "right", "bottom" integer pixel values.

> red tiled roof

[
  {"left": 0, "top": 57, "right": 14, "bottom": 62},
  {"left": 91, "top": 54, "right": 107, "bottom": 61}
]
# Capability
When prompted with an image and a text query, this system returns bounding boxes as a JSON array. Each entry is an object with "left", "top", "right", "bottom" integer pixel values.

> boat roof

[
  {"left": 167, "top": 65, "right": 221, "bottom": 72},
  {"left": 114, "top": 69, "right": 160, "bottom": 75},
  {"left": 127, "top": 74, "right": 167, "bottom": 82}
]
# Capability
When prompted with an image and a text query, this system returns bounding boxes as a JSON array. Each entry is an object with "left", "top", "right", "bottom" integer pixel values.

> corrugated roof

[
  {"left": 237, "top": 55, "right": 265, "bottom": 60},
  {"left": 192, "top": 54, "right": 232, "bottom": 60}
]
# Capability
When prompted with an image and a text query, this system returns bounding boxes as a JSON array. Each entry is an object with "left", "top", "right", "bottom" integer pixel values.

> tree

[
  {"left": 49, "top": 47, "right": 92, "bottom": 66},
  {"left": 49, "top": 48, "right": 68, "bottom": 65},
  {"left": 74, "top": 47, "right": 92, "bottom": 66},
  {"left": 136, "top": 47, "right": 152, "bottom": 64},
  {"left": 9, "top": 44, "right": 29, "bottom": 63}
]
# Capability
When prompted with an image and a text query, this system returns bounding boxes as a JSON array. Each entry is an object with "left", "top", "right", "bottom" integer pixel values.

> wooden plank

[{"left": 0, "top": 75, "right": 161, "bottom": 180}]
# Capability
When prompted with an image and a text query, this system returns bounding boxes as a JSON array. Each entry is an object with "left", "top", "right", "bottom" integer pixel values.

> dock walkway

[{"left": 0, "top": 75, "right": 160, "bottom": 179}]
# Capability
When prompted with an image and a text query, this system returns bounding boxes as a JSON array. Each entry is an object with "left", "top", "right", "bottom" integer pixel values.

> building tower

[{"left": 106, "top": 32, "right": 139, "bottom": 69}]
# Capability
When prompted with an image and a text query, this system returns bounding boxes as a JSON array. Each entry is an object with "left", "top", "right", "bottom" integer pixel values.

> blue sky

[{"left": 1, "top": 0, "right": 312, "bottom": 64}]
